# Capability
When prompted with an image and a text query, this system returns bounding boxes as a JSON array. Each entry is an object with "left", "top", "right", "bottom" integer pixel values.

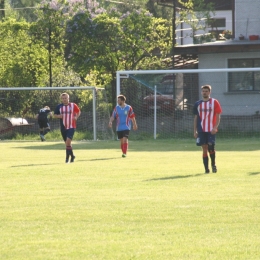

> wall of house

[
  {"left": 198, "top": 52, "right": 260, "bottom": 116},
  {"left": 235, "top": 0, "right": 260, "bottom": 39}
]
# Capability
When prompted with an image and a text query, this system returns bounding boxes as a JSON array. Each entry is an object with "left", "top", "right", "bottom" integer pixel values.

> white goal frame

[
  {"left": 0, "top": 86, "right": 100, "bottom": 141},
  {"left": 116, "top": 67, "right": 260, "bottom": 139}
]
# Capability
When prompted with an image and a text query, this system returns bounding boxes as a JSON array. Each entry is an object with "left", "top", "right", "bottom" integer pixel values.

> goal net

[
  {"left": 0, "top": 87, "right": 114, "bottom": 141},
  {"left": 117, "top": 68, "right": 260, "bottom": 139}
]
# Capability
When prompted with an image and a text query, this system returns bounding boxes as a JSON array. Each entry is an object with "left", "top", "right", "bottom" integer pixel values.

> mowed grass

[{"left": 1, "top": 139, "right": 260, "bottom": 260}]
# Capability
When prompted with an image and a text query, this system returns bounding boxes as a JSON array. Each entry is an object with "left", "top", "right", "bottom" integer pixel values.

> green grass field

[{"left": 1, "top": 139, "right": 260, "bottom": 260}]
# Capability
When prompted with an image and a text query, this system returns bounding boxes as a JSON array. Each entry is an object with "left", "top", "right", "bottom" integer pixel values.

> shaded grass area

[
  {"left": 11, "top": 129, "right": 94, "bottom": 142},
  {"left": 1, "top": 139, "right": 260, "bottom": 259},
  {"left": 5, "top": 128, "right": 260, "bottom": 142}
]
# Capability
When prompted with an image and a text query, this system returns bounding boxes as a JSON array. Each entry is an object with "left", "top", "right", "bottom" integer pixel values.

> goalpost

[
  {"left": 0, "top": 86, "right": 114, "bottom": 141},
  {"left": 116, "top": 68, "right": 260, "bottom": 140}
]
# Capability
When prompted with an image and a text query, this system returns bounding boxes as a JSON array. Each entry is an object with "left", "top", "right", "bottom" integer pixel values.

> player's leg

[
  {"left": 42, "top": 122, "right": 50, "bottom": 139},
  {"left": 65, "top": 137, "right": 73, "bottom": 163},
  {"left": 117, "top": 131, "right": 124, "bottom": 156},
  {"left": 43, "top": 123, "right": 50, "bottom": 136},
  {"left": 122, "top": 130, "right": 130, "bottom": 157},
  {"left": 208, "top": 134, "right": 217, "bottom": 173},
  {"left": 197, "top": 132, "right": 209, "bottom": 173},
  {"left": 61, "top": 129, "right": 70, "bottom": 163},
  {"left": 202, "top": 144, "right": 209, "bottom": 173},
  {"left": 38, "top": 120, "right": 45, "bottom": 141},
  {"left": 65, "top": 129, "right": 75, "bottom": 163},
  {"left": 40, "top": 128, "right": 45, "bottom": 141},
  {"left": 120, "top": 138, "right": 124, "bottom": 153}
]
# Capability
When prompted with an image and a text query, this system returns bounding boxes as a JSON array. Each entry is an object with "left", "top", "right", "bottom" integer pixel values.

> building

[
  {"left": 176, "top": 0, "right": 233, "bottom": 46},
  {"left": 174, "top": 0, "right": 260, "bottom": 116}
]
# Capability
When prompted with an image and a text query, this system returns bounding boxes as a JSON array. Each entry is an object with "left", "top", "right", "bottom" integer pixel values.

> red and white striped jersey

[
  {"left": 193, "top": 98, "right": 222, "bottom": 132},
  {"left": 54, "top": 103, "right": 80, "bottom": 129}
]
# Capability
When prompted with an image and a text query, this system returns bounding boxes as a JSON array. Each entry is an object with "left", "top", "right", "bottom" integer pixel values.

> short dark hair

[
  {"left": 117, "top": 95, "right": 126, "bottom": 102},
  {"left": 201, "top": 85, "right": 212, "bottom": 91}
]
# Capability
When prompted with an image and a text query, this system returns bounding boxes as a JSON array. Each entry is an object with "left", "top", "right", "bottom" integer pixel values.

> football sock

[
  {"left": 209, "top": 151, "right": 216, "bottom": 166},
  {"left": 121, "top": 143, "right": 123, "bottom": 153},
  {"left": 40, "top": 130, "right": 44, "bottom": 135},
  {"left": 122, "top": 143, "right": 128, "bottom": 154},
  {"left": 203, "top": 153, "right": 209, "bottom": 170},
  {"left": 66, "top": 146, "right": 72, "bottom": 158}
]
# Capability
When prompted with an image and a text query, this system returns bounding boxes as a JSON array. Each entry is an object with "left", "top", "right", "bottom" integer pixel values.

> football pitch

[{"left": 1, "top": 139, "right": 260, "bottom": 260}]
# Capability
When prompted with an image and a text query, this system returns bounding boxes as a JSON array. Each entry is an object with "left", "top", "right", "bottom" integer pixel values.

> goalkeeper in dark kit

[{"left": 36, "top": 106, "right": 53, "bottom": 141}]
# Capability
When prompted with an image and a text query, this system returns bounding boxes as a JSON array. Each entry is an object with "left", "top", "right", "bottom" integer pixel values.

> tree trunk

[{"left": 0, "top": 0, "right": 5, "bottom": 20}]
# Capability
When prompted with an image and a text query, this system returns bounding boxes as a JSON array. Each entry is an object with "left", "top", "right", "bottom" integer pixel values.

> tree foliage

[
  {"left": 0, "top": 18, "right": 49, "bottom": 87},
  {"left": 1, "top": 0, "right": 205, "bottom": 106},
  {"left": 65, "top": 6, "right": 171, "bottom": 101}
]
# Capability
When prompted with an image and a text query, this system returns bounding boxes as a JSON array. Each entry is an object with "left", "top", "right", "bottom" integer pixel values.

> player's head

[
  {"left": 44, "top": 106, "right": 50, "bottom": 110},
  {"left": 201, "top": 85, "right": 211, "bottom": 99},
  {"left": 60, "top": 93, "right": 69, "bottom": 105},
  {"left": 117, "top": 95, "right": 126, "bottom": 105}
]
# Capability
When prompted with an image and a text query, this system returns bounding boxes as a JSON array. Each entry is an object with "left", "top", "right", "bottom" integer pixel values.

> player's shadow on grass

[
  {"left": 248, "top": 172, "right": 260, "bottom": 176},
  {"left": 145, "top": 173, "right": 202, "bottom": 181},
  {"left": 15, "top": 144, "right": 66, "bottom": 150},
  {"left": 11, "top": 163, "right": 59, "bottom": 167},
  {"left": 88, "top": 158, "right": 120, "bottom": 161},
  {"left": 11, "top": 158, "right": 119, "bottom": 166},
  {"left": 74, "top": 158, "right": 120, "bottom": 162}
]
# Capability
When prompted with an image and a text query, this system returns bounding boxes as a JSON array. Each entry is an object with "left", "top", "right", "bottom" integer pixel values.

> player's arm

[
  {"left": 108, "top": 109, "right": 116, "bottom": 128},
  {"left": 193, "top": 115, "right": 198, "bottom": 138},
  {"left": 74, "top": 108, "right": 81, "bottom": 120},
  {"left": 132, "top": 117, "right": 137, "bottom": 130},
  {"left": 108, "top": 115, "right": 114, "bottom": 128},
  {"left": 53, "top": 114, "right": 62, "bottom": 119},
  {"left": 76, "top": 110, "right": 81, "bottom": 120},
  {"left": 193, "top": 103, "right": 199, "bottom": 138},
  {"left": 211, "top": 100, "right": 222, "bottom": 134},
  {"left": 53, "top": 106, "right": 62, "bottom": 119},
  {"left": 211, "top": 113, "right": 221, "bottom": 135},
  {"left": 73, "top": 104, "right": 81, "bottom": 120},
  {"left": 35, "top": 114, "right": 39, "bottom": 119}
]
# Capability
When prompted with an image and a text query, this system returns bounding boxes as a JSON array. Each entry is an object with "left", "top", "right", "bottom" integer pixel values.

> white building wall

[
  {"left": 235, "top": 0, "right": 260, "bottom": 38},
  {"left": 198, "top": 52, "right": 260, "bottom": 115}
]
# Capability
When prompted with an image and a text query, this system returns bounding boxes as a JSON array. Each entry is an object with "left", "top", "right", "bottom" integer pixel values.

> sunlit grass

[{"left": 1, "top": 139, "right": 260, "bottom": 259}]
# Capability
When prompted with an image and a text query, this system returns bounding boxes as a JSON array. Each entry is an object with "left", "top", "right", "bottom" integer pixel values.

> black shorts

[
  {"left": 117, "top": 130, "right": 130, "bottom": 139},
  {"left": 196, "top": 132, "right": 216, "bottom": 146},
  {"left": 61, "top": 128, "right": 75, "bottom": 142},
  {"left": 38, "top": 119, "right": 49, "bottom": 129}
]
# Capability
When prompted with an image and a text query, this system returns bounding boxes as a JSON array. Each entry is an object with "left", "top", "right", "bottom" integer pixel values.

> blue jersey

[{"left": 112, "top": 104, "right": 135, "bottom": 131}]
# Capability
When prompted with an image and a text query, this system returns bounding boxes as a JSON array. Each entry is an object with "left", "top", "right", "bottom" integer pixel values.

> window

[
  {"left": 207, "top": 18, "right": 226, "bottom": 28},
  {"left": 207, "top": 18, "right": 226, "bottom": 39},
  {"left": 228, "top": 59, "right": 260, "bottom": 91}
]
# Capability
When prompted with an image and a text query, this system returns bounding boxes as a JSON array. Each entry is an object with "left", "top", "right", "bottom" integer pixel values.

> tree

[
  {"left": 0, "top": 0, "right": 5, "bottom": 20},
  {"left": 0, "top": 18, "right": 49, "bottom": 88},
  {"left": 0, "top": 18, "right": 50, "bottom": 116},
  {"left": 65, "top": 7, "right": 171, "bottom": 102},
  {"left": 31, "top": 0, "right": 86, "bottom": 87}
]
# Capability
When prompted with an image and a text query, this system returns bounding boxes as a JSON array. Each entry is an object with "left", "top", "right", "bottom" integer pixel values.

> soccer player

[
  {"left": 36, "top": 106, "right": 53, "bottom": 141},
  {"left": 53, "top": 93, "right": 81, "bottom": 163},
  {"left": 193, "top": 85, "right": 222, "bottom": 174},
  {"left": 108, "top": 95, "right": 137, "bottom": 157}
]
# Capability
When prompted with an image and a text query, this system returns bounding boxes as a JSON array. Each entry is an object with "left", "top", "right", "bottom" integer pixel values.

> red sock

[{"left": 122, "top": 143, "right": 128, "bottom": 154}]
